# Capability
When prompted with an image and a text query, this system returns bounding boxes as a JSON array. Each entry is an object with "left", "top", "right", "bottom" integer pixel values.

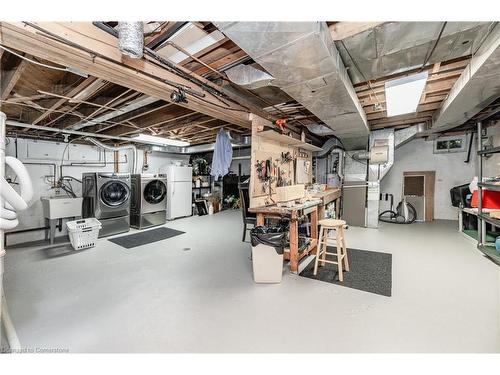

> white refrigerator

[{"left": 163, "top": 165, "right": 192, "bottom": 220}]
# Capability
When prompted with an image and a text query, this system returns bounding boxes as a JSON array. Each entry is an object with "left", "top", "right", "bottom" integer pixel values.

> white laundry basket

[{"left": 66, "top": 218, "right": 102, "bottom": 250}]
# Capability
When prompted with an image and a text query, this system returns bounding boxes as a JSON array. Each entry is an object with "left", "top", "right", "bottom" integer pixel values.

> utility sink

[{"left": 41, "top": 196, "right": 83, "bottom": 220}]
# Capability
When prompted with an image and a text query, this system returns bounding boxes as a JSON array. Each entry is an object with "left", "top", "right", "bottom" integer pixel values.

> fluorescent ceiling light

[
  {"left": 131, "top": 134, "right": 190, "bottom": 147},
  {"left": 385, "top": 71, "right": 428, "bottom": 117}
]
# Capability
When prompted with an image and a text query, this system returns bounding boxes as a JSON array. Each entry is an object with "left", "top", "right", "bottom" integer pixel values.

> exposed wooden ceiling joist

[
  {"left": 30, "top": 76, "right": 100, "bottom": 124},
  {"left": 1, "top": 55, "right": 30, "bottom": 100},
  {"left": 0, "top": 22, "right": 252, "bottom": 129}
]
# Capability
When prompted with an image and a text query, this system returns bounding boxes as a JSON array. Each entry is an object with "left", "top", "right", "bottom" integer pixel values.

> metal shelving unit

[
  {"left": 478, "top": 146, "right": 500, "bottom": 155},
  {"left": 476, "top": 121, "right": 500, "bottom": 265},
  {"left": 192, "top": 174, "right": 212, "bottom": 199}
]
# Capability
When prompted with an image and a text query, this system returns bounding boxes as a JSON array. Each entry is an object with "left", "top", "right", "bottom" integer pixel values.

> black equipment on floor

[
  {"left": 379, "top": 197, "right": 417, "bottom": 224},
  {"left": 450, "top": 183, "right": 471, "bottom": 208}
]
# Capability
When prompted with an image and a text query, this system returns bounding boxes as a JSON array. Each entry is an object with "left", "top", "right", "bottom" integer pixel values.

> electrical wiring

[
  {"left": 420, "top": 22, "right": 447, "bottom": 71},
  {"left": 0, "top": 44, "right": 74, "bottom": 74},
  {"left": 471, "top": 22, "right": 499, "bottom": 57},
  {"left": 23, "top": 22, "right": 249, "bottom": 116},
  {"left": 195, "top": 95, "right": 249, "bottom": 113}
]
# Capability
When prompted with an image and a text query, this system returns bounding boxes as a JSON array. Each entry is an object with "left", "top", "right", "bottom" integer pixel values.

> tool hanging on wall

[
  {"left": 255, "top": 157, "right": 277, "bottom": 193},
  {"left": 281, "top": 151, "right": 293, "bottom": 164},
  {"left": 275, "top": 118, "right": 287, "bottom": 133}
]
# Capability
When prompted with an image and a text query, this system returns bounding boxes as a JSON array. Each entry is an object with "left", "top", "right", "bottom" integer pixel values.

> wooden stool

[{"left": 314, "top": 219, "right": 349, "bottom": 281}]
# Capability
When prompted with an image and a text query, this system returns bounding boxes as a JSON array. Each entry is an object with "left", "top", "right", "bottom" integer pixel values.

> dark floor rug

[
  {"left": 108, "top": 227, "right": 185, "bottom": 249},
  {"left": 299, "top": 248, "right": 392, "bottom": 297}
]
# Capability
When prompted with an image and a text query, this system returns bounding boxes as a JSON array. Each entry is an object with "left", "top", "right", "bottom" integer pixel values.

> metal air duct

[
  {"left": 215, "top": 22, "right": 369, "bottom": 149},
  {"left": 225, "top": 64, "right": 275, "bottom": 89},
  {"left": 338, "top": 22, "right": 493, "bottom": 84},
  {"left": 365, "top": 124, "right": 425, "bottom": 228},
  {"left": 432, "top": 23, "right": 500, "bottom": 132}
]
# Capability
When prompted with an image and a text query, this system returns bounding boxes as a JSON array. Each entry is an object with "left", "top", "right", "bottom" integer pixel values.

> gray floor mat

[
  {"left": 300, "top": 248, "right": 392, "bottom": 297},
  {"left": 108, "top": 227, "right": 185, "bottom": 249}
]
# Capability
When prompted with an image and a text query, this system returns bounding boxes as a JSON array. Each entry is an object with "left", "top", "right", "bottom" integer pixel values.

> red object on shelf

[{"left": 471, "top": 190, "right": 500, "bottom": 208}]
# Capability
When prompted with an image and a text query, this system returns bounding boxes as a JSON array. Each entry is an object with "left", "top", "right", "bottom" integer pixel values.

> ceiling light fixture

[
  {"left": 131, "top": 134, "right": 190, "bottom": 147},
  {"left": 385, "top": 71, "right": 428, "bottom": 117}
]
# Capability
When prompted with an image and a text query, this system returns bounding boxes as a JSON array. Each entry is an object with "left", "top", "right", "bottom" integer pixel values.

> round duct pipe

[{"left": 117, "top": 22, "right": 144, "bottom": 59}]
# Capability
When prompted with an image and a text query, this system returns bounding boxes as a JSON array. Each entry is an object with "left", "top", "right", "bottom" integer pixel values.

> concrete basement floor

[{"left": 3, "top": 210, "right": 500, "bottom": 353}]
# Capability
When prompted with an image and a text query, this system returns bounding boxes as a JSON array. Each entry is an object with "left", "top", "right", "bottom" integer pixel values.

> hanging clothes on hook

[{"left": 210, "top": 128, "right": 233, "bottom": 179}]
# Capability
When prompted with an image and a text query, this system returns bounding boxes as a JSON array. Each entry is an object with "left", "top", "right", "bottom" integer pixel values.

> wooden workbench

[
  {"left": 310, "top": 188, "right": 341, "bottom": 219},
  {"left": 249, "top": 200, "right": 320, "bottom": 274}
]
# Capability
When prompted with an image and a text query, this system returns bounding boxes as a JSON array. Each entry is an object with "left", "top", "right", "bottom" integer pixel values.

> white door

[{"left": 167, "top": 181, "right": 192, "bottom": 219}]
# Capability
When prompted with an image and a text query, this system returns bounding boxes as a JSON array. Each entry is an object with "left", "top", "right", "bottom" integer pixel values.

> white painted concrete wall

[
  {"left": 4, "top": 137, "right": 189, "bottom": 245},
  {"left": 380, "top": 137, "right": 476, "bottom": 220}
]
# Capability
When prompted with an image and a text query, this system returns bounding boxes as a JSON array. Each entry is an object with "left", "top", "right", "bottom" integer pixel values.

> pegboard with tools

[
  {"left": 253, "top": 147, "right": 312, "bottom": 198},
  {"left": 249, "top": 116, "right": 314, "bottom": 208},
  {"left": 253, "top": 149, "right": 295, "bottom": 198}
]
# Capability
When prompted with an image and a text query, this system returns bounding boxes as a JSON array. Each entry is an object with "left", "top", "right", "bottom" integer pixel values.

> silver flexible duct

[{"left": 117, "top": 22, "right": 144, "bottom": 59}]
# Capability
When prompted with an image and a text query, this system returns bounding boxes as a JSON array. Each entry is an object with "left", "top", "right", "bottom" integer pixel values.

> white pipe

[
  {"left": 1, "top": 290, "right": 21, "bottom": 351},
  {"left": 6, "top": 120, "right": 250, "bottom": 154},
  {"left": 6, "top": 120, "right": 185, "bottom": 152},
  {"left": 85, "top": 137, "right": 138, "bottom": 174},
  {"left": 1, "top": 112, "right": 23, "bottom": 351},
  {"left": 0, "top": 156, "right": 34, "bottom": 230},
  {"left": 1, "top": 112, "right": 34, "bottom": 352}
]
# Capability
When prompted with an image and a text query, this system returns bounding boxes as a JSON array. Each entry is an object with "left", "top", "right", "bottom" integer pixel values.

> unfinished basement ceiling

[
  {"left": 215, "top": 21, "right": 370, "bottom": 148},
  {"left": 1, "top": 21, "right": 499, "bottom": 147},
  {"left": 338, "top": 22, "right": 495, "bottom": 84}
]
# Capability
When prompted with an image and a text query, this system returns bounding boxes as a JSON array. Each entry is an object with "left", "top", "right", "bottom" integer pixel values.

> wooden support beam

[
  {"left": 1, "top": 57, "right": 29, "bottom": 100},
  {"left": 366, "top": 102, "right": 442, "bottom": 121},
  {"left": 369, "top": 113, "right": 434, "bottom": 128},
  {"left": 0, "top": 22, "right": 251, "bottom": 128}
]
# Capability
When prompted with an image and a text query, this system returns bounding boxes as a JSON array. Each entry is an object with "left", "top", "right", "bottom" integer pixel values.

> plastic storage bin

[
  {"left": 250, "top": 226, "right": 286, "bottom": 283},
  {"left": 66, "top": 218, "right": 102, "bottom": 250}
]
